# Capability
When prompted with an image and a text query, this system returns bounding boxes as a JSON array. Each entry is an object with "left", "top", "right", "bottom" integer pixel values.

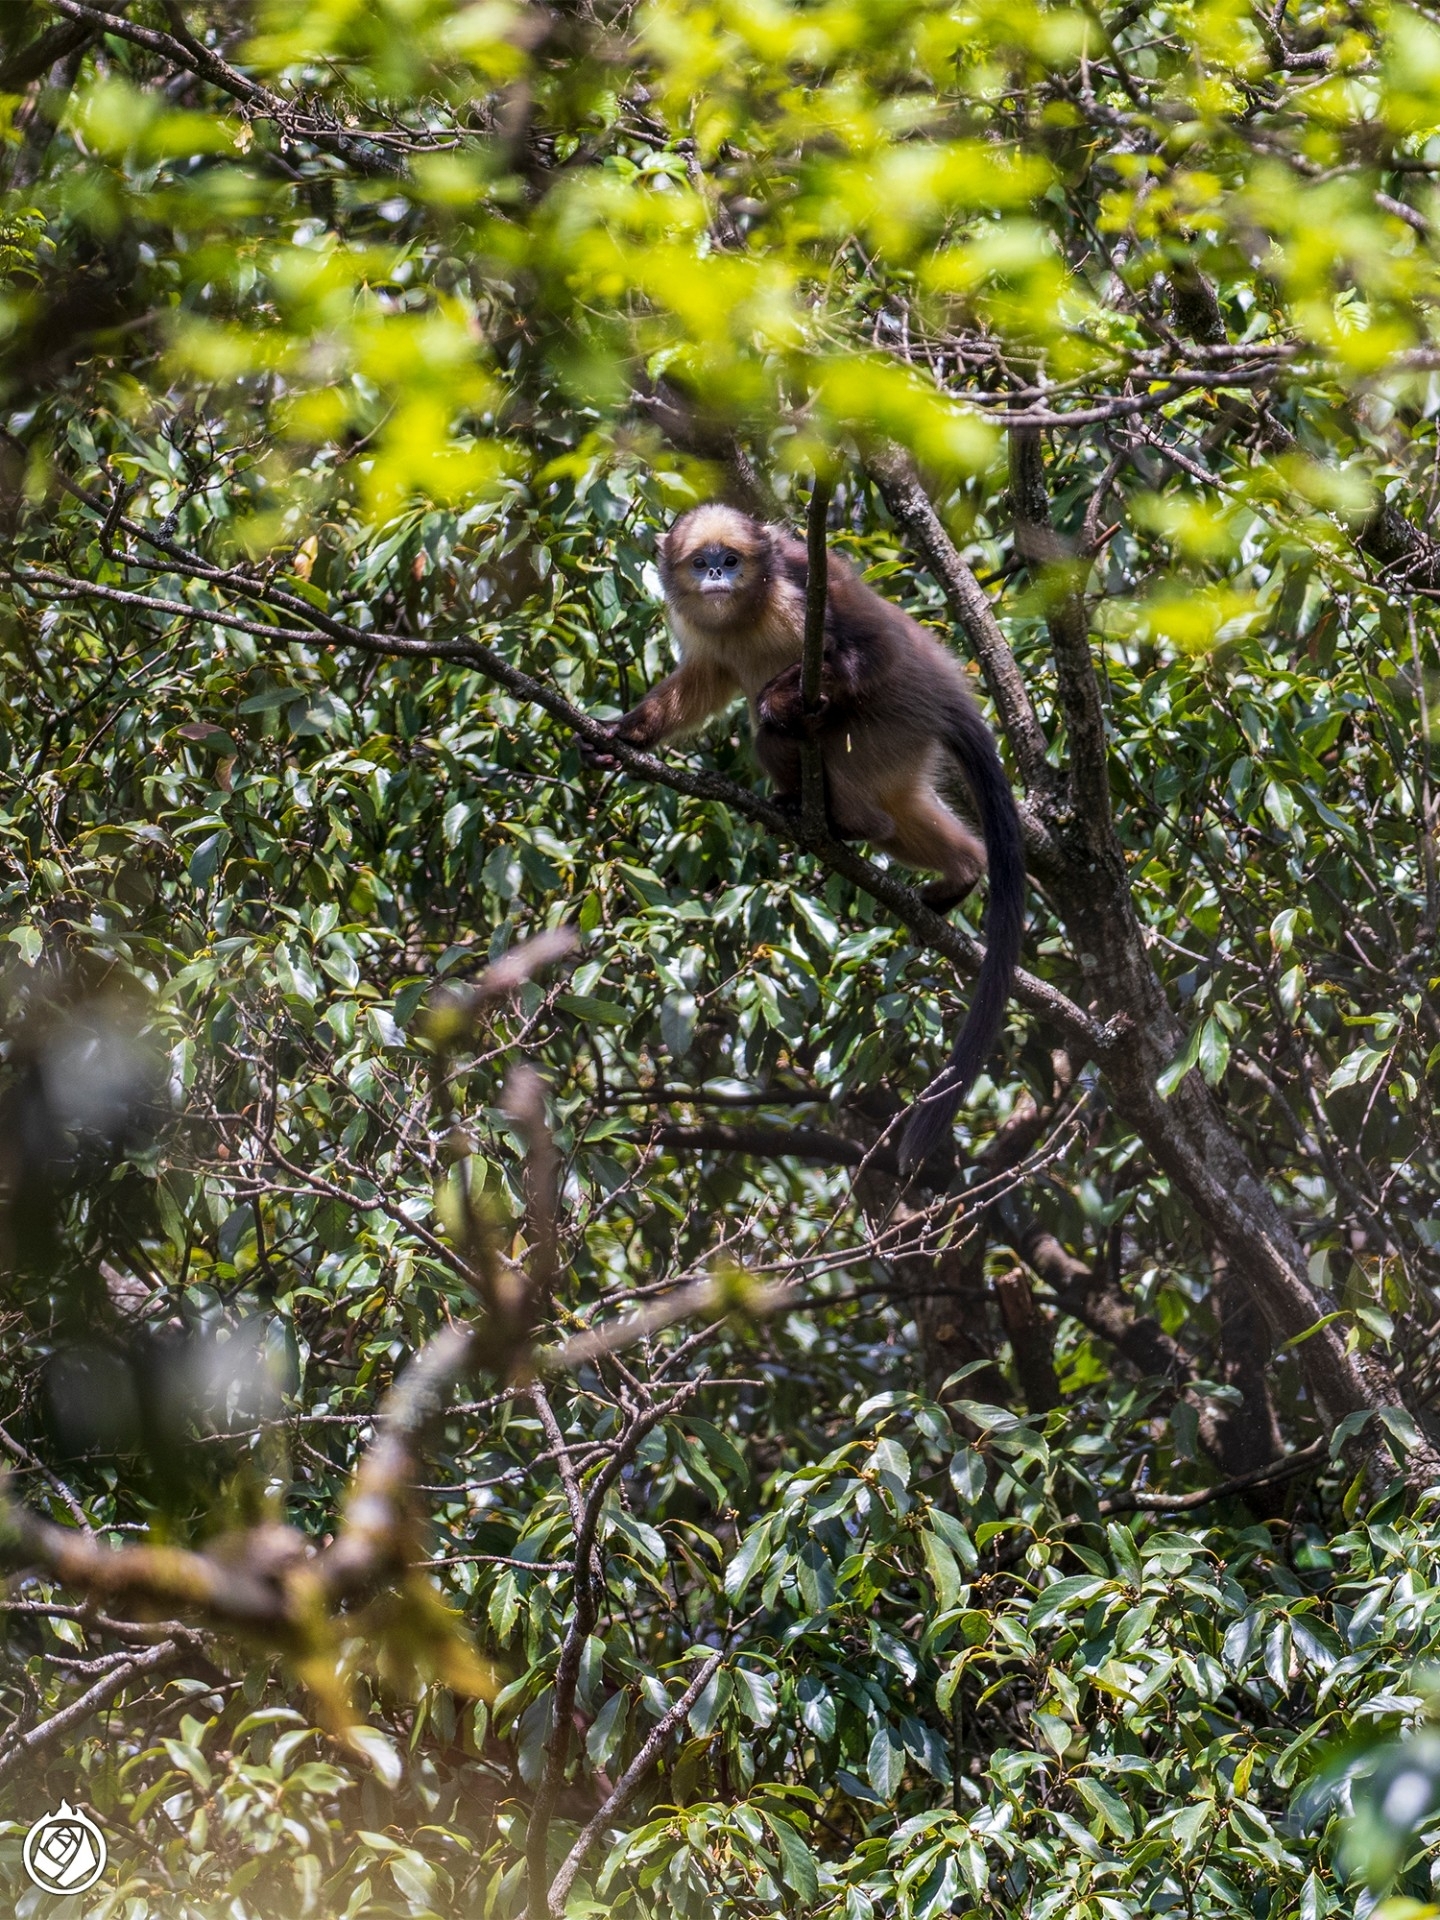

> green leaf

[
  {"left": 725, "top": 1523, "right": 771, "bottom": 1605},
  {"left": 867, "top": 1724, "right": 904, "bottom": 1802},
  {"left": 1197, "top": 1016, "right": 1231, "bottom": 1086},
  {"left": 920, "top": 1528, "right": 963, "bottom": 1612},
  {"left": 1157, "top": 1023, "right": 1204, "bottom": 1099},
  {"left": 556, "top": 994, "right": 631, "bottom": 1028},
  {"left": 762, "top": 1813, "right": 819, "bottom": 1901},
  {"left": 1073, "top": 1775, "right": 1135, "bottom": 1839},
  {"left": 1029, "top": 1576, "right": 1111, "bottom": 1629},
  {"left": 732, "top": 1666, "right": 778, "bottom": 1728}
]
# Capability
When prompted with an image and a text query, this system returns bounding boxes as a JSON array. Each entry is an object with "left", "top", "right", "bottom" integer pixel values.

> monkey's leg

[
  {"left": 756, "top": 661, "right": 893, "bottom": 840},
  {"left": 880, "top": 786, "right": 986, "bottom": 911},
  {"left": 754, "top": 726, "right": 802, "bottom": 806},
  {"left": 757, "top": 727, "right": 895, "bottom": 840},
  {"left": 823, "top": 763, "right": 896, "bottom": 841}
]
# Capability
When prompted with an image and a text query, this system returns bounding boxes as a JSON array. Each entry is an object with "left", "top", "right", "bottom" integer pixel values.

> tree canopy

[{"left": 7, "top": 0, "right": 1440, "bottom": 1916}]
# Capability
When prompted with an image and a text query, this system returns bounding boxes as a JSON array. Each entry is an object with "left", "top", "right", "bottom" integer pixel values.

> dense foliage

[{"left": 8, "top": 0, "right": 1440, "bottom": 1916}]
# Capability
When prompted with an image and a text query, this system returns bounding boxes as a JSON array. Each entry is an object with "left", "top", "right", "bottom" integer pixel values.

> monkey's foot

[
  {"left": 771, "top": 792, "right": 892, "bottom": 844},
  {"left": 918, "top": 877, "right": 978, "bottom": 913},
  {"left": 756, "top": 683, "right": 831, "bottom": 738},
  {"left": 834, "top": 804, "right": 895, "bottom": 842},
  {"left": 579, "top": 731, "right": 621, "bottom": 769}
]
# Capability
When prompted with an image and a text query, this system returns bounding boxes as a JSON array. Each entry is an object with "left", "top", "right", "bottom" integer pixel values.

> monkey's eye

[{"left": 722, "top": 552, "right": 740, "bottom": 570}]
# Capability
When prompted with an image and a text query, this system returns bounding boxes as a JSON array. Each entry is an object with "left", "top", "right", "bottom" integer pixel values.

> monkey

[{"left": 591, "top": 502, "right": 1025, "bottom": 1173}]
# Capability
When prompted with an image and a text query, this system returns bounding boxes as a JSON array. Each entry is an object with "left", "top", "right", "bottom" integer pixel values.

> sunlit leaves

[{"left": 9, "top": 0, "right": 1440, "bottom": 1912}]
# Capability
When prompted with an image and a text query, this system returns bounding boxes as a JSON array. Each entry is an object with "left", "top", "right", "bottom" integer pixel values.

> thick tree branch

[
  {"left": 0, "top": 16, "right": 93, "bottom": 90},
  {"left": 1008, "top": 426, "right": 1114, "bottom": 837},
  {"left": 0, "top": 1322, "right": 482, "bottom": 1635},
  {"left": 800, "top": 475, "right": 832, "bottom": 838},
  {"left": 876, "top": 429, "right": 1435, "bottom": 1473},
  {"left": 993, "top": 1268, "right": 1060, "bottom": 1412},
  {"left": 1006, "top": 1207, "right": 1196, "bottom": 1386},
  {"left": 866, "top": 440, "right": 1052, "bottom": 792},
  {"left": 1002, "top": 1207, "right": 1276, "bottom": 1478}
]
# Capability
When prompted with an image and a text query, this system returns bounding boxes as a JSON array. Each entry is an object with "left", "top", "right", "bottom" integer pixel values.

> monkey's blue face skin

[{"left": 688, "top": 544, "right": 744, "bottom": 593}]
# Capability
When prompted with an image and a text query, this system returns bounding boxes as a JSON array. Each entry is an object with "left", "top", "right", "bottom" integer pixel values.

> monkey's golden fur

[{"left": 602, "top": 503, "right": 1026, "bottom": 1170}]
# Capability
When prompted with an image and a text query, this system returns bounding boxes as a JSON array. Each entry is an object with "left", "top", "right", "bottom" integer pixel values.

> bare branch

[
  {"left": 546, "top": 1652, "right": 726, "bottom": 1918},
  {"left": 655, "top": 1121, "right": 900, "bottom": 1176},
  {"left": 866, "top": 441, "right": 1052, "bottom": 791},
  {"left": 537, "top": 1276, "right": 793, "bottom": 1374},
  {"left": 315, "top": 1324, "right": 477, "bottom": 1603},
  {"left": 0, "top": 1636, "right": 191, "bottom": 1781},
  {"left": 476, "top": 929, "right": 581, "bottom": 1002},
  {"left": 1008, "top": 426, "right": 1113, "bottom": 835},
  {"left": 41, "top": 0, "right": 408, "bottom": 176},
  {"left": 1101, "top": 1435, "right": 1329, "bottom": 1515},
  {"left": 800, "top": 474, "right": 833, "bottom": 837},
  {"left": 503, "top": 1066, "right": 560, "bottom": 1320}
]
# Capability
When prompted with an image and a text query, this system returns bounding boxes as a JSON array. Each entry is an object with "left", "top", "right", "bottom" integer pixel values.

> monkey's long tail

[{"left": 896, "top": 705, "right": 1026, "bottom": 1176}]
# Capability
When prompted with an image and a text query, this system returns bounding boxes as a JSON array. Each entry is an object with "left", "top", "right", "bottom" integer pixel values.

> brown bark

[
  {"left": 1, "top": 23, "right": 91, "bottom": 194},
  {"left": 1007, "top": 1211, "right": 1272, "bottom": 1482},
  {"left": 993, "top": 1268, "right": 1060, "bottom": 1412},
  {"left": 1210, "top": 1246, "right": 1284, "bottom": 1482},
  {"left": 909, "top": 1237, "right": 1010, "bottom": 1409}
]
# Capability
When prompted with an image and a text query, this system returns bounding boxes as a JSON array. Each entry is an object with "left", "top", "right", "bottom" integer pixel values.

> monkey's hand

[{"left": 756, "top": 664, "right": 831, "bottom": 740}]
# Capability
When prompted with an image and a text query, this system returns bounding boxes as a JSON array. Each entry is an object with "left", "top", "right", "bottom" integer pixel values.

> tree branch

[
  {"left": 41, "top": 0, "right": 408, "bottom": 176},
  {"left": 14, "top": 446, "right": 1431, "bottom": 1472},
  {"left": 800, "top": 474, "right": 832, "bottom": 839},
  {"left": 1100, "top": 1434, "right": 1328, "bottom": 1515},
  {"left": 873, "top": 432, "right": 1432, "bottom": 1461},
  {"left": 0, "top": 16, "right": 93, "bottom": 91},
  {"left": 655, "top": 1121, "right": 900, "bottom": 1177},
  {"left": 866, "top": 440, "right": 1052, "bottom": 792},
  {"left": 0, "top": 1635, "right": 192, "bottom": 1781},
  {"left": 526, "top": 1381, "right": 702, "bottom": 1920},
  {"left": 545, "top": 1652, "right": 726, "bottom": 1918},
  {"left": 1008, "top": 426, "right": 1114, "bottom": 836},
  {"left": 9, "top": 552, "right": 1107, "bottom": 1065},
  {"left": 993, "top": 1268, "right": 1060, "bottom": 1412}
]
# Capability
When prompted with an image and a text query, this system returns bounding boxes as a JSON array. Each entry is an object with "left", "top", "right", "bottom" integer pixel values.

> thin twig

[
  {"left": 1101, "top": 1434, "right": 1329, "bottom": 1514},
  {"left": 545, "top": 1652, "right": 726, "bottom": 1917}
]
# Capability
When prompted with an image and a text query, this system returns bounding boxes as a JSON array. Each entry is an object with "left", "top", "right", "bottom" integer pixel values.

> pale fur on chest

[{"left": 669, "top": 577, "right": 806, "bottom": 701}]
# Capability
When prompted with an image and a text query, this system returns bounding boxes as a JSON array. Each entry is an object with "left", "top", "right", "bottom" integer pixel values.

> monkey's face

[{"left": 659, "top": 506, "right": 769, "bottom": 631}]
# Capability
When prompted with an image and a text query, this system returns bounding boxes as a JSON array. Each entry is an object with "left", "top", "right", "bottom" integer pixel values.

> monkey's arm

[
  {"left": 611, "top": 657, "right": 739, "bottom": 749},
  {"left": 753, "top": 640, "right": 867, "bottom": 739}
]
